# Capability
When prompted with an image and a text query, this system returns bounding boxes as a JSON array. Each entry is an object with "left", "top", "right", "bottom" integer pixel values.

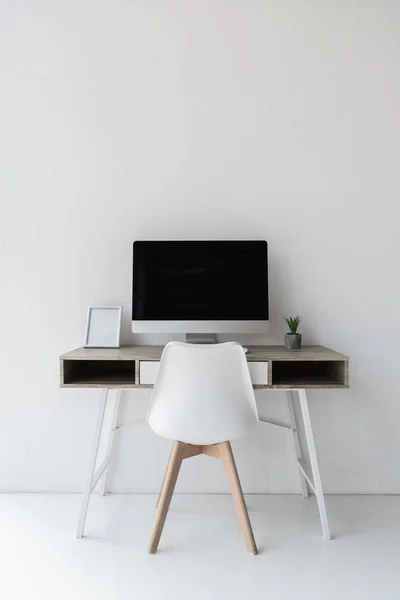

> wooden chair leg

[
  {"left": 155, "top": 444, "right": 173, "bottom": 509},
  {"left": 148, "top": 441, "right": 185, "bottom": 553},
  {"left": 219, "top": 441, "right": 258, "bottom": 555}
]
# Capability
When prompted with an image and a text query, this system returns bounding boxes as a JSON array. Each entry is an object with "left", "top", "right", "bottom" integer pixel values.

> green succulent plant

[{"left": 283, "top": 315, "right": 302, "bottom": 334}]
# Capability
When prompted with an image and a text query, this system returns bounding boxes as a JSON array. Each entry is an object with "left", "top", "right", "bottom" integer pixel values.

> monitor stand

[{"left": 185, "top": 333, "right": 217, "bottom": 344}]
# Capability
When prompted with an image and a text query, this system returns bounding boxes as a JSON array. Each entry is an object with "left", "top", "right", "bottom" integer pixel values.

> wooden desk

[
  {"left": 60, "top": 345, "right": 349, "bottom": 389},
  {"left": 60, "top": 345, "right": 349, "bottom": 541}
]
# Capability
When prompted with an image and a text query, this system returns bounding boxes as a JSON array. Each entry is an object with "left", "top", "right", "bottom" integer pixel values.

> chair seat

[{"left": 148, "top": 407, "right": 256, "bottom": 446}]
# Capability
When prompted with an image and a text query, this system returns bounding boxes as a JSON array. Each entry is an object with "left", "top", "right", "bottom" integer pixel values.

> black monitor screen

[{"left": 133, "top": 241, "right": 268, "bottom": 321}]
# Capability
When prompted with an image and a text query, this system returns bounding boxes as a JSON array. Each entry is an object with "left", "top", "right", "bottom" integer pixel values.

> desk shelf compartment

[
  {"left": 61, "top": 359, "right": 136, "bottom": 387},
  {"left": 271, "top": 360, "right": 349, "bottom": 388}
]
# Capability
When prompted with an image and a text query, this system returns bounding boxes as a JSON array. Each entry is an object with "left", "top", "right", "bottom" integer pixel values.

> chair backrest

[{"left": 147, "top": 342, "right": 258, "bottom": 445}]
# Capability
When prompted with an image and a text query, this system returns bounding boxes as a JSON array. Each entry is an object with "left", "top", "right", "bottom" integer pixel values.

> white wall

[{"left": 1, "top": 0, "right": 400, "bottom": 494}]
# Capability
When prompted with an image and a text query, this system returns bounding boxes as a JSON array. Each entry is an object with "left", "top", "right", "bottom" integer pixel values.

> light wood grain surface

[
  {"left": 61, "top": 345, "right": 348, "bottom": 362},
  {"left": 60, "top": 345, "right": 349, "bottom": 389},
  {"left": 148, "top": 441, "right": 257, "bottom": 554}
]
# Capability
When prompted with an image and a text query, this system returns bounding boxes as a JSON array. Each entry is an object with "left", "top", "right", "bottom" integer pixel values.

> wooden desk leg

[
  {"left": 297, "top": 389, "right": 331, "bottom": 540},
  {"left": 286, "top": 391, "right": 308, "bottom": 498},
  {"left": 98, "top": 390, "right": 123, "bottom": 497},
  {"left": 76, "top": 389, "right": 109, "bottom": 539}
]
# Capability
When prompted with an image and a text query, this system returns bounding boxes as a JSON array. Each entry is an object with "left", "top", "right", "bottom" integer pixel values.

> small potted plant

[{"left": 283, "top": 315, "right": 302, "bottom": 350}]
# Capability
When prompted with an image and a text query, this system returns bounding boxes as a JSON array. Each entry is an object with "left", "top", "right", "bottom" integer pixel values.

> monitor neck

[{"left": 185, "top": 333, "right": 218, "bottom": 344}]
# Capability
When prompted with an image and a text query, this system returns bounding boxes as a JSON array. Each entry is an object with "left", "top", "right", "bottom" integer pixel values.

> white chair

[{"left": 147, "top": 341, "right": 259, "bottom": 554}]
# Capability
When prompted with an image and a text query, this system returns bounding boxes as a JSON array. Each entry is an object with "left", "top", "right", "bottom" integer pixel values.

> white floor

[{"left": 1, "top": 494, "right": 400, "bottom": 600}]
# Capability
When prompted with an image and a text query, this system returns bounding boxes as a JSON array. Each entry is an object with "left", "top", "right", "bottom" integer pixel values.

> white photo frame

[{"left": 84, "top": 306, "right": 123, "bottom": 348}]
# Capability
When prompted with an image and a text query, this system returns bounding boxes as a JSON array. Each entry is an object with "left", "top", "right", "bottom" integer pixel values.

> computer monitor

[{"left": 132, "top": 240, "right": 269, "bottom": 340}]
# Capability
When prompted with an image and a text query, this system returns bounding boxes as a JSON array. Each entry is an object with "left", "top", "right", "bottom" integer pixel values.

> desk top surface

[{"left": 60, "top": 345, "right": 348, "bottom": 362}]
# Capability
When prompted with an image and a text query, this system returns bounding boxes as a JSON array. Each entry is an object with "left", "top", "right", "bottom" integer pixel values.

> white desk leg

[
  {"left": 298, "top": 389, "right": 331, "bottom": 540},
  {"left": 98, "top": 389, "right": 122, "bottom": 497},
  {"left": 76, "top": 389, "right": 108, "bottom": 539},
  {"left": 286, "top": 391, "right": 308, "bottom": 498}
]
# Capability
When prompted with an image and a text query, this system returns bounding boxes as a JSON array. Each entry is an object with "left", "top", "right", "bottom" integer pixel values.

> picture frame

[{"left": 84, "top": 306, "right": 123, "bottom": 348}]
